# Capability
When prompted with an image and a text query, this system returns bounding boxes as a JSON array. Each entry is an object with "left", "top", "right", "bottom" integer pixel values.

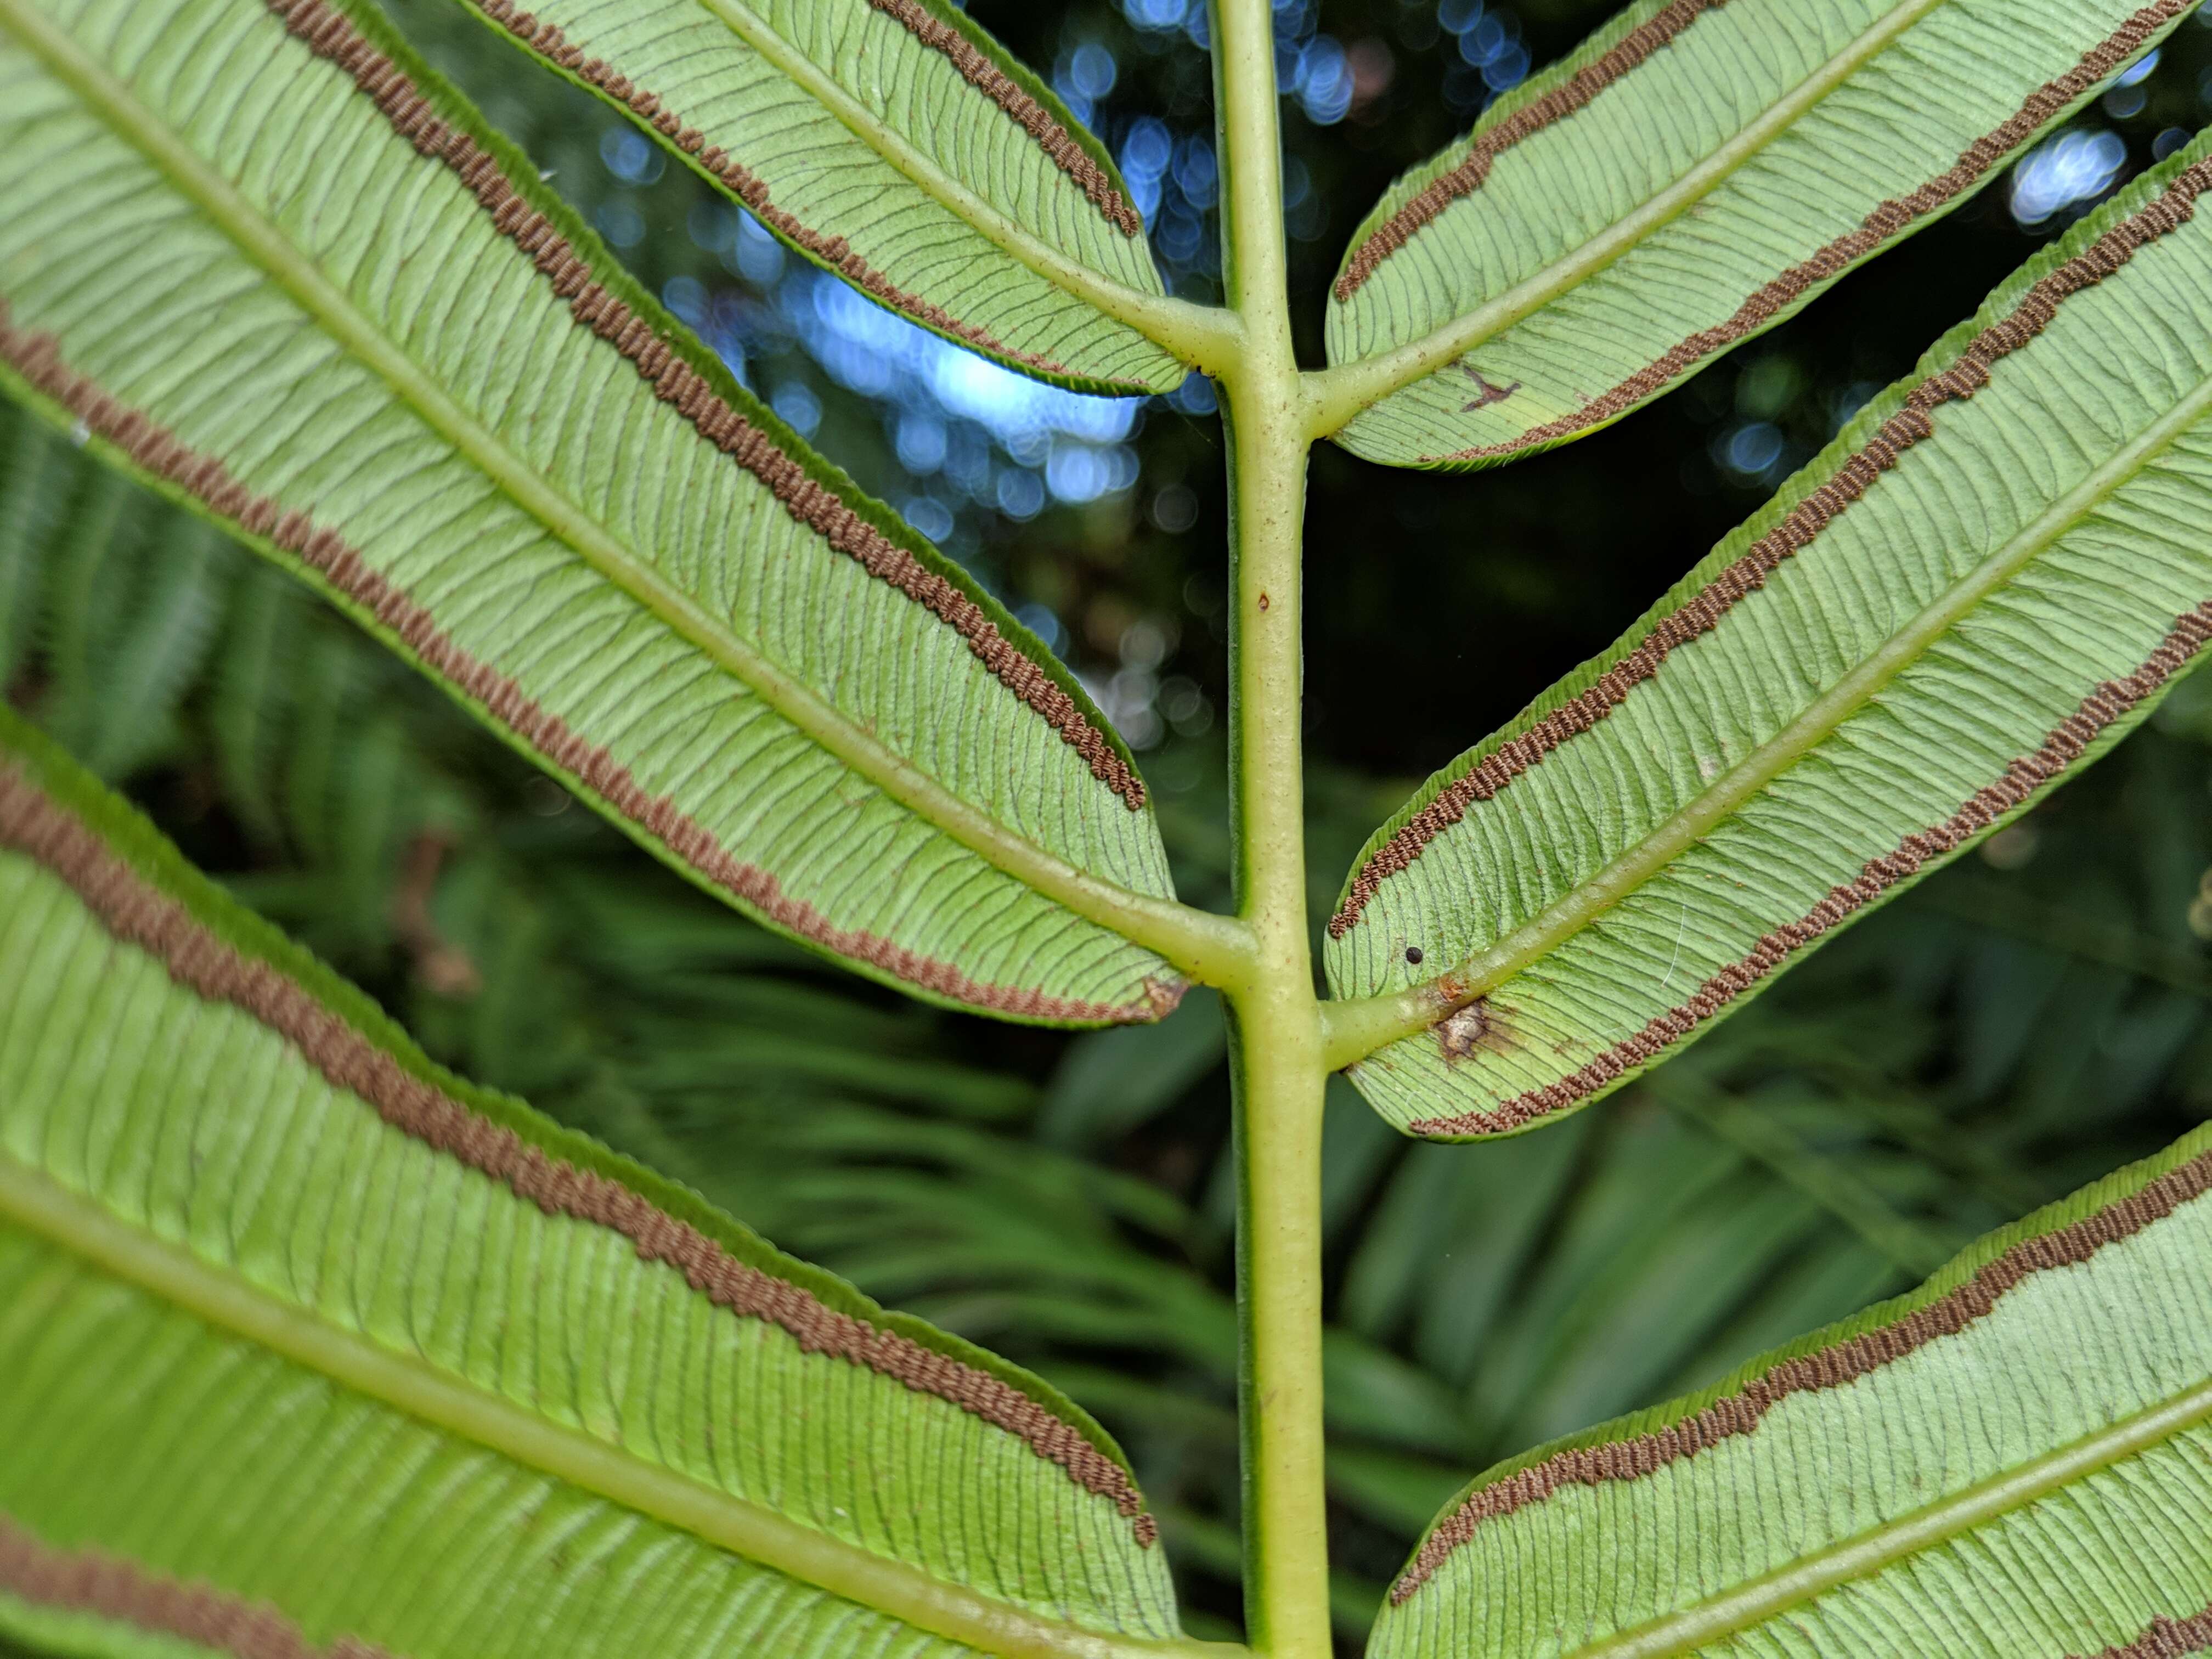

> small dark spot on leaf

[
  {"left": 1404, "top": 946, "right": 1423, "bottom": 965},
  {"left": 1257, "top": 592, "right": 1271, "bottom": 611}
]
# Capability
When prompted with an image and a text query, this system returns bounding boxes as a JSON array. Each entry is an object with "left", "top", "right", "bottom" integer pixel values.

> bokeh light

[{"left": 2010, "top": 127, "right": 2130, "bottom": 228}]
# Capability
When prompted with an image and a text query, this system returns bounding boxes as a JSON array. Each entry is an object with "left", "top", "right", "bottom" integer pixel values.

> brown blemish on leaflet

[
  {"left": 1457, "top": 366, "right": 1519, "bottom": 411},
  {"left": 1389, "top": 1128, "right": 2212, "bottom": 1601},
  {"left": 1432, "top": 1000, "right": 1489, "bottom": 1060},
  {"left": 0, "top": 1517, "right": 396, "bottom": 1659},
  {"left": 0, "top": 310, "right": 1178, "bottom": 1025},
  {"left": 266, "top": 0, "right": 1147, "bottom": 811},
  {"left": 1405, "top": 596, "right": 2212, "bottom": 1139},
  {"left": 1329, "top": 140, "right": 2212, "bottom": 940},
  {"left": 0, "top": 767, "right": 1162, "bottom": 1544},
  {"left": 861, "top": 0, "right": 1144, "bottom": 238},
  {"left": 464, "top": 0, "right": 1139, "bottom": 386},
  {"left": 1424, "top": 0, "right": 2191, "bottom": 460},
  {"left": 2072, "top": 1605, "right": 2212, "bottom": 1659},
  {"left": 1334, "top": 0, "right": 1722, "bottom": 301}
]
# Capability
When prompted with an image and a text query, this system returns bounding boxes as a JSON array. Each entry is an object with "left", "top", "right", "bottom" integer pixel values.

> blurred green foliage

[{"left": 8, "top": 2, "right": 2212, "bottom": 1648}]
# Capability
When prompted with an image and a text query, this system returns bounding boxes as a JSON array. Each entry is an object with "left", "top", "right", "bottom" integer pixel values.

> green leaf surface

[
  {"left": 0, "top": 0, "right": 1194, "bottom": 1025},
  {"left": 0, "top": 710, "right": 1211, "bottom": 1659},
  {"left": 1367, "top": 1119, "right": 2212, "bottom": 1659},
  {"left": 1328, "top": 135, "right": 2212, "bottom": 1135},
  {"left": 446, "top": 0, "right": 1186, "bottom": 392},
  {"left": 1322, "top": 0, "right": 2191, "bottom": 469}
]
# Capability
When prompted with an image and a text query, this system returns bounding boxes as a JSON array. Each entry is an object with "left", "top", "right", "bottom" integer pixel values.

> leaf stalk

[{"left": 1207, "top": 0, "right": 1334, "bottom": 1646}]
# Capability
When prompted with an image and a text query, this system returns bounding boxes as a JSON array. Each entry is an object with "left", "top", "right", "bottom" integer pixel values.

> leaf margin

[
  {"left": 1370, "top": 1114, "right": 2212, "bottom": 1652},
  {"left": 445, "top": 0, "right": 1184, "bottom": 396},
  {"left": 0, "top": 698, "right": 1152, "bottom": 1506},
  {"left": 1323, "top": 129, "right": 2212, "bottom": 1127},
  {"left": 0, "top": 0, "right": 1224, "bottom": 1024},
  {"left": 1312, "top": 0, "right": 2193, "bottom": 467}
]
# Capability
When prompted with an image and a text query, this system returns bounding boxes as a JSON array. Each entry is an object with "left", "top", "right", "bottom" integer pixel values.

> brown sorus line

[
  {"left": 465, "top": 0, "right": 1135, "bottom": 387},
  {"left": 1404, "top": 596, "right": 2212, "bottom": 1141},
  {"left": 862, "top": 0, "right": 1144, "bottom": 238},
  {"left": 1328, "top": 139, "right": 2212, "bottom": 941},
  {"left": 0, "top": 308, "right": 1175, "bottom": 1028},
  {"left": 1427, "top": 0, "right": 2190, "bottom": 460},
  {"left": 269, "top": 0, "right": 1146, "bottom": 812},
  {"left": 0, "top": 763, "right": 1163, "bottom": 1545},
  {"left": 1389, "top": 1121, "right": 2212, "bottom": 1601},
  {"left": 1333, "top": 0, "right": 1720, "bottom": 302},
  {"left": 2073, "top": 1606, "right": 2212, "bottom": 1659},
  {"left": 0, "top": 1516, "right": 394, "bottom": 1659}
]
